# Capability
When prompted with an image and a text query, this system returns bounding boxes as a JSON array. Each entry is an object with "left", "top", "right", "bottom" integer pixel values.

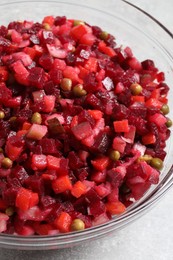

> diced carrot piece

[
  {"left": 131, "top": 96, "right": 145, "bottom": 103},
  {"left": 142, "top": 133, "right": 156, "bottom": 145},
  {"left": 98, "top": 41, "right": 116, "bottom": 57},
  {"left": 71, "top": 24, "right": 91, "bottom": 40},
  {"left": 22, "top": 122, "right": 31, "bottom": 130},
  {"left": 91, "top": 156, "right": 110, "bottom": 171},
  {"left": 16, "top": 188, "right": 39, "bottom": 211},
  {"left": 113, "top": 119, "right": 129, "bottom": 133},
  {"left": 159, "top": 97, "right": 168, "bottom": 104},
  {"left": 71, "top": 181, "right": 87, "bottom": 198},
  {"left": 16, "top": 130, "right": 28, "bottom": 137},
  {"left": 106, "top": 201, "right": 126, "bottom": 215},
  {"left": 84, "top": 57, "right": 98, "bottom": 72},
  {"left": 5, "top": 138, "right": 24, "bottom": 161},
  {"left": 88, "top": 110, "right": 103, "bottom": 120},
  {"left": 42, "top": 16, "right": 55, "bottom": 26},
  {"left": 54, "top": 212, "right": 72, "bottom": 233},
  {"left": 42, "top": 173, "right": 56, "bottom": 181},
  {"left": 145, "top": 98, "right": 163, "bottom": 109},
  {"left": 52, "top": 175, "right": 72, "bottom": 194},
  {"left": 78, "top": 65, "right": 89, "bottom": 79},
  {"left": 24, "top": 47, "right": 38, "bottom": 59},
  {"left": 150, "top": 89, "right": 160, "bottom": 99},
  {"left": 47, "top": 155, "right": 60, "bottom": 170}
]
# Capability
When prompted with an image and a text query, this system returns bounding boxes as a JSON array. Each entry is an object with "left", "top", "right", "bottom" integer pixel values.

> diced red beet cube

[
  {"left": 94, "top": 182, "right": 111, "bottom": 198},
  {"left": 68, "top": 151, "right": 84, "bottom": 170},
  {"left": 91, "top": 170, "right": 107, "bottom": 183},
  {"left": 92, "top": 212, "right": 110, "bottom": 226},
  {"left": 39, "top": 53, "right": 54, "bottom": 70},
  {"left": 39, "top": 138, "right": 61, "bottom": 154},
  {"left": 10, "top": 165, "right": 29, "bottom": 184},
  {"left": 24, "top": 175, "right": 44, "bottom": 194},
  {"left": 107, "top": 167, "right": 126, "bottom": 188},
  {"left": 48, "top": 68, "right": 63, "bottom": 84},
  {"left": 71, "top": 122, "right": 93, "bottom": 141},
  {"left": 85, "top": 188, "right": 100, "bottom": 204},
  {"left": 107, "top": 188, "right": 119, "bottom": 202},
  {"left": 28, "top": 67, "right": 46, "bottom": 89},
  {"left": 92, "top": 132, "right": 110, "bottom": 153},
  {"left": 88, "top": 200, "right": 106, "bottom": 217}
]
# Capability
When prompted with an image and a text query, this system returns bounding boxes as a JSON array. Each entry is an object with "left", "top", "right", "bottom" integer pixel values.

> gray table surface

[{"left": 1, "top": 0, "right": 173, "bottom": 259}]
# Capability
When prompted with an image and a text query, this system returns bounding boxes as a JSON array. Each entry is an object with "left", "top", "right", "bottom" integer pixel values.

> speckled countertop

[{"left": 0, "top": 0, "right": 173, "bottom": 259}]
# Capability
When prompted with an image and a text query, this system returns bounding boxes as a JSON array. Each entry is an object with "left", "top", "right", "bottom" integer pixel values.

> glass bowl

[{"left": 0, "top": 0, "right": 173, "bottom": 250}]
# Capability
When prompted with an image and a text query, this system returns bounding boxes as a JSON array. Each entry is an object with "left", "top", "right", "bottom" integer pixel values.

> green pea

[
  {"left": 31, "top": 112, "right": 42, "bottom": 125},
  {"left": 73, "top": 84, "right": 87, "bottom": 97},
  {"left": 0, "top": 111, "right": 5, "bottom": 119},
  {"left": 1, "top": 157, "right": 13, "bottom": 169},
  {"left": 5, "top": 207, "right": 14, "bottom": 216},
  {"left": 137, "top": 154, "right": 153, "bottom": 163},
  {"left": 130, "top": 83, "right": 143, "bottom": 95},
  {"left": 73, "top": 20, "right": 85, "bottom": 26},
  {"left": 109, "top": 150, "right": 120, "bottom": 161},
  {"left": 100, "top": 31, "right": 109, "bottom": 41},
  {"left": 60, "top": 78, "right": 72, "bottom": 91},
  {"left": 166, "top": 118, "right": 172, "bottom": 128},
  {"left": 150, "top": 157, "right": 163, "bottom": 170},
  {"left": 161, "top": 104, "right": 169, "bottom": 115},
  {"left": 71, "top": 219, "right": 85, "bottom": 231}
]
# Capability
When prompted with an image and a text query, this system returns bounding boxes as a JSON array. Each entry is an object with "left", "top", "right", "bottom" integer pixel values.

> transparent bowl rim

[{"left": 0, "top": 0, "right": 172, "bottom": 248}]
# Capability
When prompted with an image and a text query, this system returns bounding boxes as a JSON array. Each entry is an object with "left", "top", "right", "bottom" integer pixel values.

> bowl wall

[{"left": 0, "top": 0, "right": 172, "bottom": 250}]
